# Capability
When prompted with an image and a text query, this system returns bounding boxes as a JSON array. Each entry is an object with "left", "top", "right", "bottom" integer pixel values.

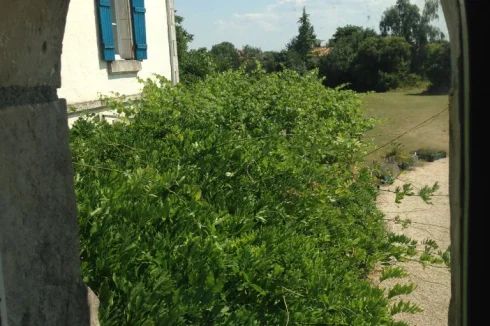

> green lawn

[{"left": 360, "top": 87, "right": 449, "bottom": 164}]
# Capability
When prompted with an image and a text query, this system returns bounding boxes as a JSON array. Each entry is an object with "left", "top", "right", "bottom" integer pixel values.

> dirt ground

[{"left": 373, "top": 158, "right": 450, "bottom": 325}]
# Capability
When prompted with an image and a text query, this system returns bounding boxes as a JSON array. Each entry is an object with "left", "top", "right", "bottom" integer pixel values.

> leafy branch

[{"left": 419, "top": 182, "right": 440, "bottom": 204}]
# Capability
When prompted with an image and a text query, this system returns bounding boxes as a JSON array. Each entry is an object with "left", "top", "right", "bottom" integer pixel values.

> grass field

[{"left": 360, "top": 87, "right": 450, "bottom": 164}]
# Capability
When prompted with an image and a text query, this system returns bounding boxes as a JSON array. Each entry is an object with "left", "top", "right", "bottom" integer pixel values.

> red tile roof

[{"left": 310, "top": 47, "right": 332, "bottom": 57}]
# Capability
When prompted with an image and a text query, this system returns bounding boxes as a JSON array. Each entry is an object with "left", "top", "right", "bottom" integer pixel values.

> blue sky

[{"left": 175, "top": 0, "right": 449, "bottom": 51}]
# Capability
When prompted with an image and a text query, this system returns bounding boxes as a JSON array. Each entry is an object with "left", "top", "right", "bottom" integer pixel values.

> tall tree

[
  {"left": 424, "top": 40, "right": 451, "bottom": 93},
  {"left": 261, "top": 50, "right": 289, "bottom": 73},
  {"left": 175, "top": 14, "right": 194, "bottom": 67},
  {"left": 240, "top": 45, "right": 264, "bottom": 72},
  {"left": 319, "top": 25, "right": 378, "bottom": 88},
  {"left": 210, "top": 42, "right": 241, "bottom": 72},
  {"left": 379, "top": 0, "right": 444, "bottom": 74},
  {"left": 287, "top": 7, "right": 321, "bottom": 58},
  {"left": 417, "top": 0, "right": 446, "bottom": 44},
  {"left": 380, "top": 0, "right": 443, "bottom": 46},
  {"left": 328, "top": 25, "right": 378, "bottom": 49},
  {"left": 175, "top": 14, "right": 218, "bottom": 84},
  {"left": 180, "top": 48, "right": 217, "bottom": 84},
  {"left": 353, "top": 36, "right": 412, "bottom": 92},
  {"left": 379, "top": 0, "right": 421, "bottom": 45}
]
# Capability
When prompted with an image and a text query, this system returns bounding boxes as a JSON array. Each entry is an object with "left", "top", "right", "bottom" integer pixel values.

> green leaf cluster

[{"left": 72, "top": 68, "right": 415, "bottom": 325}]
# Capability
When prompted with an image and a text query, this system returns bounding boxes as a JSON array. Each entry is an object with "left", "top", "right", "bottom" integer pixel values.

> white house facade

[{"left": 59, "top": 0, "right": 178, "bottom": 125}]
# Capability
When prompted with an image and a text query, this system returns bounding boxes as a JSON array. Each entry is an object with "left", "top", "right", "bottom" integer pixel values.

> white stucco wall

[{"left": 58, "top": 0, "right": 172, "bottom": 105}]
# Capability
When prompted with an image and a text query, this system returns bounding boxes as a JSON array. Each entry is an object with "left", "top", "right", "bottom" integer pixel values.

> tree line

[{"left": 177, "top": 0, "right": 450, "bottom": 93}]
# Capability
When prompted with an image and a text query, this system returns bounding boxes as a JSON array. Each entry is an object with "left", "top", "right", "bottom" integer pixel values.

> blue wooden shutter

[
  {"left": 130, "top": 0, "right": 148, "bottom": 60},
  {"left": 97, "top": 0, "right": 115, "bottom": 61}
]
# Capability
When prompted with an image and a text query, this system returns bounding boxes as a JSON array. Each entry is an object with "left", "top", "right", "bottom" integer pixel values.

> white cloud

[
  {"left": 233, "top": 12, "right": 279, "bottom": 21},
  {"left": 266, "top": 0, "right": 310, "bottom": 12},
  {"left": 199, "top": 0, "right": 448, "bottom": 51},
  {"left": 219, "top": 0, "right": 361, "bottom": 46},
  {"left": 258, "top": 20, "right": 281, "bottom": 31},
  {"left": 359, "top": 0, "right": 393, "bottom": 5},
  {"left": 214, "top": 19, "right": 244, "bottom": 31}
]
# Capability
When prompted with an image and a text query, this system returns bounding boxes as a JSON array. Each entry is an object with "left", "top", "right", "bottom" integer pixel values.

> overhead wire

[{"left": 361, "top": 107, "right": 447, "bottom": 158}]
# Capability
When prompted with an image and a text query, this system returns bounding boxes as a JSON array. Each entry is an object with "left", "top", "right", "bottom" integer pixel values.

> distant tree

[
  {"left": 210, "top": 42, "right": 241, "bottom": 72},
  {"left": 329, "top": 25, "right": 378, "bottom": 48},
  {"left": 379, "top": 0, "right": 445, "bottom": 74},
  {"left": 318, "top": 25, "right": 378, "bottom": 88},
  {"left": 379, "top": 0, "right": 421, "bottom": 45},
  {"left": 417, "top": 0, "right": 446, "bottom": 44},
  {"left": 247, "top": 49, "right": 307, "bottom": 75},
  {"left": 175, "top": 14, "right": 216, "bottom": 84},
  {"left": 261, "top": 51, "right": 288, "bottom": 73},
  {"left": 180, "top": 48, "right": 217, "bottom": 84},
  {"left": 424, "top": 41, "right": 451, "bottom": 93},
  {"left": 287, "top": 7, "right": 321, "bottom": 65},
  {"left": 241, "top": 45, "right": 262, "bottom": 59},
  {"left": 240, "top": 45, "right": 264, "bottom": 72},
  {"left": 175, "top": 14, "right": 194, "bottom": 71},
  {"left": 353, "top": 36, "right": 412, "bottom": 92},
  {"left": 285, "top": 50, "right": 309, "bottom": 75}
]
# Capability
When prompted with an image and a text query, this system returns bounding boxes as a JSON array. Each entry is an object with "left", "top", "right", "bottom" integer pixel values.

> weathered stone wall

[{"left": 0, "top": 0, "right": 89, "bottom": 325}]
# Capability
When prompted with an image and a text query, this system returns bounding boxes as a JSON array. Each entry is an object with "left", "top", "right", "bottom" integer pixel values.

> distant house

[
  {"left": 310, "top": 47, "right": 332, "bottom": 57},
  {"left": 59, "top": 0, "right": 179, "bottom": 126}
]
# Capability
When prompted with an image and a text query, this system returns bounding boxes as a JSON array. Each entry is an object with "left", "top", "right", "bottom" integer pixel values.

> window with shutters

[
  {"left": 111, "top": 0, "right": 134, "bottom": 60},
  {"left": 97, "top": 0, "right": 148, "bottom": 63}
]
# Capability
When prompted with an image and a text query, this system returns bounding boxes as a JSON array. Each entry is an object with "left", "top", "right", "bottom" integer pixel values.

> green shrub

[
  {"left": 239, "top": 45, "right": 264, "bottom": 73},
  {"left": 210, "top": 41, "right": 241, "bottom": 72},
  {"left": 424, "top": 41, "right": 451, "bottom": 93},
  {"left": 378, "top": 72, "right": 403, "bottom": 91},
  {"left": 353, "top": 36, "right": 412, "bottom": 92},
  {"left": 180, "top": 48, "right": 217, "bottom": 84},
  {"left": 385, "top": 143, "right": 418, "bottom": 170},
  {"left": 401, "top": 73, "right": 423, "bottom": 88},
  {"left": 397, "top": 153, "right": 418, "bottom": 170},
  {"left": 318, "top": 25, "right": 378, "bottom": 90},
  {"left": 71, "top": 68, "right": 413, "bottom": 325},
  {"left": 385, "top": 142, "right": 403, "bottom": 158}
]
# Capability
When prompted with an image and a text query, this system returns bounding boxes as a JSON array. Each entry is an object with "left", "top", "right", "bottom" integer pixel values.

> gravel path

[{"left": 373, "top": 158, "right": 450, "bottom": 326}]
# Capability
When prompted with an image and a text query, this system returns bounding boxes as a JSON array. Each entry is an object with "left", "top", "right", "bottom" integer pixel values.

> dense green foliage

[
  {"left": 210, "top": 42, "right": 241, "bottom": 72},
  {"left": 287, "top": 7, "right": 321, "bottom": 59},
  {"left": 380, "top": 0, "right": 444, "bottom": 46},
  {"left": 380, "top": 0, "right": 445, "bottom": 74},
  {"left": 318, "top": 26, "right": 379, "bottom": 89},
  {"left": 179, "top": 48, "right": 217, "bottom": 85},
  {"left": 239, "top": 45, "right": 264, "bottom": 73},
  {"left": 329, "top": 26, "right": 379, "bottom": 47},
  {"left": 261, "top": 50, "right": 288, "bottom": 73},
  {"left": 380, "top": 0, "right": 423, "bottom": 45},
  {"left": 318, "top": 0, "right": 447, "bottom": 91},
  {"left": 424, "top": 41, "right": 451, "bottom": 93},
  {"left": 319, "top": 33, "right": 414, "bottom": 92},
  {"left": 175, "top": 15, "right": 194, "bottom": 69},
  {"left": 353, "top": 36, "right": 412, "bottom": 92},
  {"left": 71, "top": 70, "right": 420, "bottom": 325},
  {"left": 176, "top": 15, "right": 216, "bottom": 84},
  {"left": 286, "top": 7, "right": 322, "bottom": 73}
]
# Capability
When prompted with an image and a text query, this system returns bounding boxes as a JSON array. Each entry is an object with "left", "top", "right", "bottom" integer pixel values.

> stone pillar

[{"left": 0, "top": 1, "right": 89, "bottom": 325}]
